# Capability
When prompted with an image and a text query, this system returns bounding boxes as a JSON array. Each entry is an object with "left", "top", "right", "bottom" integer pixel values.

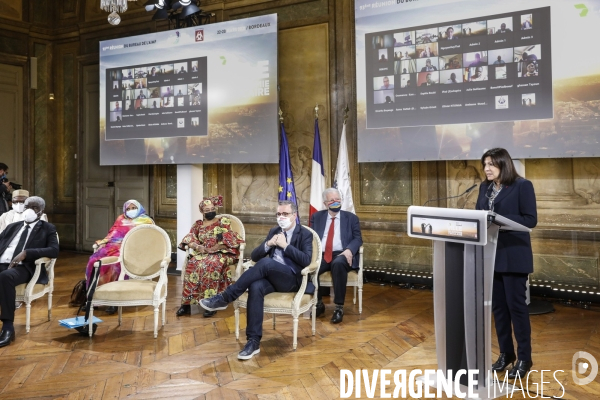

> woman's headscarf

[
  {"left": 123, "top": 199, "right": 150, "bottom": 221},
  {"left": 200, "top": 195, "right": 223, "bottom": 212}
]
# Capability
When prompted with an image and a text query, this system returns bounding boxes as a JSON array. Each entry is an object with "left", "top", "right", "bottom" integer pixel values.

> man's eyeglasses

[{"left": 276, "top": 212, "right": 294, "bottom": 217}]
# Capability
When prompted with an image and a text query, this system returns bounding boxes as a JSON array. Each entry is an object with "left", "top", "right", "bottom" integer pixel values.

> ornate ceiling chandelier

[{"left": 101, "top": 0, "right": 137, "bottom": 25}]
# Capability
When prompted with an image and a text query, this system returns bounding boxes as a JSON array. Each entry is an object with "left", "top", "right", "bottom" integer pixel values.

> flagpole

[
  {"left": 309, "top": 104, "right": 326, "bottom": 226},
  {"left": 278, "top": 107, "right": 300, "bottom": 224}
]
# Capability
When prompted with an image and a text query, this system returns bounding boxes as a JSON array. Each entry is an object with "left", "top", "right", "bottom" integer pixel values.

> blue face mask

[{"left": 328, "top": 201, "right": 342, "bottom": 212}]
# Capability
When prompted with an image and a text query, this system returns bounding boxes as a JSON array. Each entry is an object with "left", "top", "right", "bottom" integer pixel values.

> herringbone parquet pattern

[{"left": 0, "top": 251, "right": 598, "bottom": 399}]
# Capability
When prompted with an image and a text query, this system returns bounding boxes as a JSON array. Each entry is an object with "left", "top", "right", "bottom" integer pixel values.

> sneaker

[
  {"left": 200, "top": 294, "right": 229, "bottom": 311},
  {"left": 238, "top": 340, "right": 260, "bottom": 360}
]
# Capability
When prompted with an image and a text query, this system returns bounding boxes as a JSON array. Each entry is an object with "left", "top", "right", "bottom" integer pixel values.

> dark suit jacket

[
  {"left": 250, "top": 224, "right": 313, "bottom": 277},
  {"left": 476, "top": 178, "right": 537, "bottom": 273},
  {"left": 0, "top": 220, "right": 59, "bottom": 284},
  {"left": 310, "top": 210, "right": 363, "bottom": 269}
]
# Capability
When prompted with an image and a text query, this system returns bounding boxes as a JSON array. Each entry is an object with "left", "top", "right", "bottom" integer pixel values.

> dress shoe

[
  {"left": 315, "top": 301, "right": 325, "bottom": 318},
  {"left": 238, "top": 340, "right": 260, "bottom": 360},
  {"left": 176, "top": 305, "right": 191, "bottom": 316},
  {"left": 507, "top": 360, "right": 533, "bottom": 379},
  {"left": 203, "top": 310, "right": 217, "bottom": 318},
  {"left": 0, "top": 329, "right": 15, "bottom": 348},
  {"left": 200, "top": 294, "right": 229, "bottom": 311},
  {"left": 331, "top": 308, "right": 344, "bottom": 324},
  {"left": 105, "top": 306, "right": 117, "bottom": 315},
  {"left": 492, "top": 352, "right": 517, "bottom": 372}
]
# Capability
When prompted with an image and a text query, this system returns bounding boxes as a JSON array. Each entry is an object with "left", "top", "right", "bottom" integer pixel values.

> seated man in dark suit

[
  {"left": 0, "top": 196, "right": 58, "bottom": 347},
  {"left": 310, "top": 188, "right": 362, "bottom": 324},
  {"left": 201, "top": 200, "right": 312, "bottom": 360}
]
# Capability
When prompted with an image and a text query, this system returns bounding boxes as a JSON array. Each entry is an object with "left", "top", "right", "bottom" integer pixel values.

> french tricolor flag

[{"left": 309, "top": 118, "right": 326, "bottom": 225}]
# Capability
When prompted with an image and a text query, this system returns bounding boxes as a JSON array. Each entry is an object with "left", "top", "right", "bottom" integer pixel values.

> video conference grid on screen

[
  {"left": 105, "top": 57, "right": 207, "bottom": 140},
  {"left": 365, "top": 7, "right": 552, "bottom": 129}
]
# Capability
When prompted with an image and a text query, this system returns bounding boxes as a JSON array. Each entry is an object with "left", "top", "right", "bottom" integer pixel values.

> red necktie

[{"left": 324, "top": 217, "right": 335, "bottom": 263}]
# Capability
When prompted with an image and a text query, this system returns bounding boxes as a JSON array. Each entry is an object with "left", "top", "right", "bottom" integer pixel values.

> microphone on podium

[{"left": 422, "top": 184, "right": 478, "bottom": 207}]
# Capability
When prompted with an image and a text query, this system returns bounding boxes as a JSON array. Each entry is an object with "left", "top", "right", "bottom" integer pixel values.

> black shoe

[
  {"left": 507, "top": 360, "right": 533, "bottom": 379},
  {"left": 315, "top": 301, "right": 325, "bottom": 318},
  {"left": 105, "top": 306, "right": 117, "bottom": 315},
  {"left": 331, "top": 308, "right": 344, "bottom": 324},
  {"left": 238, "top": 340, "right": 260, "bottom": 360},
  {"left": 0, "top": 329, "right": 15, "bottom": 348},
  {"left": 203, "top": 310, "right": 217, "bottom": 318},
  {"left": 176, "top": 305, "right": 191, "bottom": 316},
  {"left": 492, "top": 352, "right": 517, "bottom": 372}
]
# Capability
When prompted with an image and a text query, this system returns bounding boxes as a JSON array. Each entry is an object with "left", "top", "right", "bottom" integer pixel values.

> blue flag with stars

[{"left": 278, "top": 122, "right": 300, "bottom": 223}]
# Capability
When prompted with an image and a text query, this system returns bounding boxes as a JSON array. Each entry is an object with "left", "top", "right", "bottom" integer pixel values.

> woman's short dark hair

[{"left": 480, "top": 147, "right": 521, "bottom": 185}]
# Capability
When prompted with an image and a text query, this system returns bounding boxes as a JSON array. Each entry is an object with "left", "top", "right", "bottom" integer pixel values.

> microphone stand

[{"left": 422, "top": 184, "right": 478, "bottom": 207}]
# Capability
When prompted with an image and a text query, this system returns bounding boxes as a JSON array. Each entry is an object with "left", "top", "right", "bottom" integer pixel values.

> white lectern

[{"left": 407, "top": 206, "right": 531, "bottom": 400}]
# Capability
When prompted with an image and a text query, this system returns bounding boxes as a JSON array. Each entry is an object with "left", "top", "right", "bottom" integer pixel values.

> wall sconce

[{"left": 49, "top": 93, "right": 55, "bottom": 100}]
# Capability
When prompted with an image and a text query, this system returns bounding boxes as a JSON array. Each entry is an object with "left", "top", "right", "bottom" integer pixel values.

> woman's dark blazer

[{"left": 475, "top": 177, "right": 537, "bottom": 274}]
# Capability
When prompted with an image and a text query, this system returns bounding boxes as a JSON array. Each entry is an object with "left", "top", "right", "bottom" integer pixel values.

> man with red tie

[{"left": 310, "top": 188, "right": 362, "bottom": 324}]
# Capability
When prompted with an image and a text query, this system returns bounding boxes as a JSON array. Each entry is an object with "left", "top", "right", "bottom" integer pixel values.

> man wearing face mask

[
  {"left": 0, "top": 196, "right": 59, "bottom": 347},
  {"left": 0, "top": 190, "right": 48, "bottom": 233},
  {"left": 200, "top": 200, "right": 313, "bottom": 360},
  {"left": 310, "top": 188, "right": 363, "bottom": 324}
]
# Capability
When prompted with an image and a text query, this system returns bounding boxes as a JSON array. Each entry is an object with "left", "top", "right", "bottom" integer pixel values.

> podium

[{"left": 407, "top": 206, "right": 531, "bottom": 399}]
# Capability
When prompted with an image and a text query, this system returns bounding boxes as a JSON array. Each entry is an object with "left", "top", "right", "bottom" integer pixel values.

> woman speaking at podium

[{"left": 475, "top": 148, "right": 537, "bottom": 379}]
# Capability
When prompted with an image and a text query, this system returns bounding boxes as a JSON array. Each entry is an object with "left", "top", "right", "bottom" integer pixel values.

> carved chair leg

[
  {"left": 234, "top": 305, "right": 240, "bottom": 341},
  {"left": 89, "top": 307, "right": 95, "bottom": 338},
  {"left": 292, "top": 315, "right": 299, "bottom": 350},
  {"left": 154, "top": 307, "right": 159, "bottom": 338},
  {"left": 25, "top": 303, "right": 31, "bottom": 333},
  {"left": 48, "top": 293, "right": 53, "bottom": 320}
]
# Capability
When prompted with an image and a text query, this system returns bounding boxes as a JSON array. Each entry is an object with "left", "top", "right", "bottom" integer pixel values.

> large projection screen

[
  {"left": 100, "top": 14, "right": 278, "bottom": 165},
  {"left": 355, "top": 0, "right": 600, "bottom": 161}
]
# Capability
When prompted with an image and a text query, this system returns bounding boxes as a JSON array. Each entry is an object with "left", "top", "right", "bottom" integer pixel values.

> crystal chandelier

[{"left": 100, "top": 0, "right": 137, "bottom": 25}]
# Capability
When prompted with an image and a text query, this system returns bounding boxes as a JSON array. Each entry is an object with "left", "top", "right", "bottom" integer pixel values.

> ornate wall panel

[
  {"left": 0, "top": 0, "right": 22, "bottom": 21},
  {"left": 33, "top": 43, "right": 50, "bottom": 207},
  {"left": 445, "top": 160, "right": 483, "bottom": 209},
  {"left": 230, "top": 23, "right": 330, "bottom": 223},
  {"left": 359, "top": 162, "right": 413, "bottom": 207},
  {"left": 55, "top": 44, "right": 79, "bottom": 208}
]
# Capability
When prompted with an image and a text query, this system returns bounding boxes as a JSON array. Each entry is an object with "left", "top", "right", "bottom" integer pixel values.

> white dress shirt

[
  {"left": 0, "top": 220, "right": 39, "bottom": 264},
  {"left": 266, "top": 226, "right": 295, "bottom": 265},
  {"left": 322, "top": 212, "right": 343, "bottom": 252}
]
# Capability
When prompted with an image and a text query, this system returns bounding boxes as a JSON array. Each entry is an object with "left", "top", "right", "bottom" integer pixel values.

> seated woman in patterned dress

[
  {"left": 86, "top": 199, "right": 154, "bottom": 314},
  {"left": 176, "top": 195, "right": 244, "bottom": 317}
]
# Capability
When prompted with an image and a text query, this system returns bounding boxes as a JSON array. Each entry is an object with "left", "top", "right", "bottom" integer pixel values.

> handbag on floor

[{"left": 68, "top": 279, "right": 87, "bottom": 307}]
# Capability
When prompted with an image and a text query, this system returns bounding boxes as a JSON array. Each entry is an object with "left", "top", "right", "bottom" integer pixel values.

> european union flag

[{"left": 278, "top": 122, "right": 299, "bottom": 223}]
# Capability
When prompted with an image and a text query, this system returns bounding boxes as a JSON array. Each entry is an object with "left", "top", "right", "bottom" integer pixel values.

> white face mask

[
  {"left": 126, "top": 209, "right": 138, "bottom": 219},
  {"left": 277, "top": 217, "right": 292, "bottom": 230},
  {"left": 12, "top": 203, "right": 25, "bottom": 213},
  {"left": 22, "top": 208, "right": 39, "bottom": 223}
]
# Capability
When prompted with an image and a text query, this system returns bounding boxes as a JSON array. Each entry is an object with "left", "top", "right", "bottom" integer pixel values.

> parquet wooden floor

[{"left": 1, "top": 251, "right": 599, "bottom": 399}]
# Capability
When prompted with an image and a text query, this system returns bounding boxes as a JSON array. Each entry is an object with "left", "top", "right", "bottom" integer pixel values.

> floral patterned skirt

[{"left": 181, "top": 253, "right": 236, "bottom": 305}]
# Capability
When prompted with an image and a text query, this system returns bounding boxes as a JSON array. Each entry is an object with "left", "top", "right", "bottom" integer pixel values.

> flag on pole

[
  {"left": 334, "top": 122, "right": 355, "bottom": 213},
  {"left": 278, "top": 121, "right": 300, "bottom": 223},
  {"left": 309, "top": 118, "right": 326, "bottom": 225}
]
